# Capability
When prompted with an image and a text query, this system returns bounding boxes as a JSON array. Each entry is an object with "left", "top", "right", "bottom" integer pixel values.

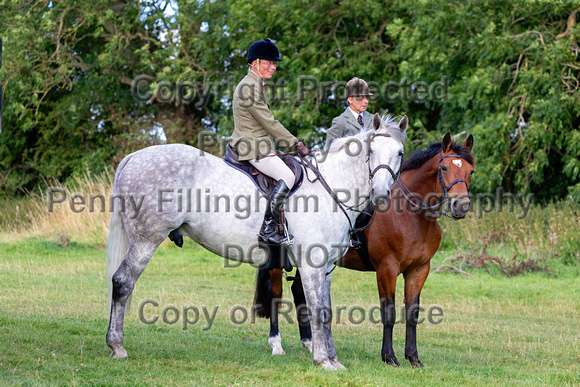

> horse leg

[
  {"left": 299, "top": 264, "right": 338, "bottom": 370},
  {"left": 321, "top": 271, "right": 345, "bottom": 370},
  {"left": 290, "top": 269, "right": 312, "bottom": 352},
  {"left": 403, "top": 263, "right": 430, "bottom": 367},
  {"left": 106, "top": 240, "right": 160, "bottom": 358},
  {"left": 268, "top": 269, "right": 285, "bottom": 355},
  {"left": 377, "top": 264, "right": 399, "bottom": 366}
]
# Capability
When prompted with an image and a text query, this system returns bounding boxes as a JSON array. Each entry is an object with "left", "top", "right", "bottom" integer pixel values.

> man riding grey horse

[{"left": 229, "top": 39, "right": 308, "bottom": 261}]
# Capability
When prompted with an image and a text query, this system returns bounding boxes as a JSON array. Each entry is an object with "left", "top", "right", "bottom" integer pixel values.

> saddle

[
  {"left": 223, "top": 145, "right": 304, "bottom": 197},
  {"left": 224, "top": 145, "right": 303, "bottom": 272},
  {"left": 168, "top": 146, "right": 304, "bottom": 251}
]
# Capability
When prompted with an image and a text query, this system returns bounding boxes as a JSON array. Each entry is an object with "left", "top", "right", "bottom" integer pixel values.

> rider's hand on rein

[{"left": 296, "top": 141, "right": 310, "bottom": 157}]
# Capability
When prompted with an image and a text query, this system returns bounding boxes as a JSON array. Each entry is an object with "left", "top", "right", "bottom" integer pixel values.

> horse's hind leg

[
  {"left": 268, "top": 269, "right": 285, "bottom": 355},
  {"left": 290, "top": 269, "right": 312, "bottom": 352},
  {"left": 403, "top": 263, "right": 430, "bottom": 367},
  {"left": 106, "top": 240, "right": 161, "bottom": 358}
]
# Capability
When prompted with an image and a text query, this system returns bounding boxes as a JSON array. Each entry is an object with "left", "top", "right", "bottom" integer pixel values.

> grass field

[{"left": 1, "top": 239, "right": 579, "bottom": 386}]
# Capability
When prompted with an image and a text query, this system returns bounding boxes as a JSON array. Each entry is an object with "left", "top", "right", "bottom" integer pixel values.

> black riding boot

[{"left": 258, "top": 180, "right": 294, "bottom": 246}]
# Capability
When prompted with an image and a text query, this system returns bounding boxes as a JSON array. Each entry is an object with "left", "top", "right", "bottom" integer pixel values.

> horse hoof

[
  {"left": 383, "top": 355, "right": 400, "bottom": 366},
  {"left": 268, "top": 335, "right": 285, "bottom": 356},
  {"left": 330, "top": 359, "right": 347, "bottom": 370},
  {"left": 301, "top": 340, "right": 313, "bottom": 353},
  {"left": 406, "top": 356, "right": 423, "bottom": 368},
  {"left": 110, "top": 346, "right": 128, "bottom": 359},
  {"left": 319, "top": 359, "right": 335, "bottom": 371},
  {"left": 318, "top": 359, "right": 346, "bottom": 371}
]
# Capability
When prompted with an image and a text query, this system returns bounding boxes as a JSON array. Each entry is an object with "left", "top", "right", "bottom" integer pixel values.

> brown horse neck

[{"left": 396, "top": 156, "right": 442, "bottom": 211}]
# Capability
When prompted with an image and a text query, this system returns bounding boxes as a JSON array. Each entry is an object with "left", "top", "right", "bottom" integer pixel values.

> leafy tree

[
  {"left": 0, "top": 0, "right": 171, "bottom": 194},
  {"left": 388, "top": 0, "right": 580, "bottom": 201},
  {"left": 0, "top": 0, "right": 578, "bottom": 202}
]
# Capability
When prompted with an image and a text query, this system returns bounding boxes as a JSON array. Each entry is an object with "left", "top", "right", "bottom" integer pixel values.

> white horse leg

[
  {"left": 322, "top": 272, "right": 345, "bottom": 370},
  {"left": 106, "top": 240, "right": 160, "bottom": 359},
  {"left": 299, "top": 262, "right": 339, "bottom": 370}
]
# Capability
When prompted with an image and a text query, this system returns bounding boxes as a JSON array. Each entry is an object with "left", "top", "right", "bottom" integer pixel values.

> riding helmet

[
  {"left": 247, "top": 39, "right": 283, "bottom": 63},
  {"left": 345, "top": 77, "right": 374, "bottom": 99}
]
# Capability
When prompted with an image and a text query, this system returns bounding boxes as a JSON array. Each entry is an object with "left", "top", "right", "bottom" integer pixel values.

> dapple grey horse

[{"left": 106, "top": 113, "right": 407, "bottom": 370}]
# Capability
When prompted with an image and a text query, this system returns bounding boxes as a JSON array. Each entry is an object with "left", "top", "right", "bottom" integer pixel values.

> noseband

[
  {"left": 397, "top": 153, "right": 471, "bottom": 217},
  {"left": 298, "top": 130, "right": 403, "bottom": 239},
  {"left": 437, "top": 154, "right": 471, "bottom": 199},
  {"left": 368, "top": 132, "right": 403, "bottom": 182}
]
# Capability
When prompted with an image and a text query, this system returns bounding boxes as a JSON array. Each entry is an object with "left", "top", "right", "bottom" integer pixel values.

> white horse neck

[{"left": 315, "top": 136, "right": 372, "bottom": 208}]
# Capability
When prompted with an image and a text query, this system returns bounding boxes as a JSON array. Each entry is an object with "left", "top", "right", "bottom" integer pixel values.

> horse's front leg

[
  {"left": 403, "top": 263, "right": 430, "bottom": 367},
  {"left": 322, "top": 270, "right": 345, "bottom": 370},
  {"left": 299, "top": 263, "right": 339, "bottom": 370},
  {"left": 376, "top": 264, "right": 400, "bottom": 365}
]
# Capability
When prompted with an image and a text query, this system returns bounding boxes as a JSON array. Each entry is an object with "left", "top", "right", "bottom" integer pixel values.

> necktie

[{"left": 358, "top": 114, "right": 364, "bottom": 127}]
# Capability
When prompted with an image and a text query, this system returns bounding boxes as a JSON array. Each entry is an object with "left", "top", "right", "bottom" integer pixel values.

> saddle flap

[{"left": 224, "top": 145, "right": 303, "bottom": 197}]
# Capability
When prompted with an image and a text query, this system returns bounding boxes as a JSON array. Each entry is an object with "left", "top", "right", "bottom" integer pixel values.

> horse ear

[
  {"left": 464, "top": 134, "right": 474, "bottom": 152},
  {"left": 442, "top": 132, "right": 452, "bottom": 152},
  {"left": 398, "top": 115, "right": 408, "bottom": 132},
  {"left": 373, "top": 113, "right": 381, "bottom": 131}
]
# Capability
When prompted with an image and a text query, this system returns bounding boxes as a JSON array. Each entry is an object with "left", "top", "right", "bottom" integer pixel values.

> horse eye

[
  {"left": 399, "top": 151, "right": 404, "bottom": 157},
  {"left": 441, "top": 166, "right": 448, "bottom": 172}
]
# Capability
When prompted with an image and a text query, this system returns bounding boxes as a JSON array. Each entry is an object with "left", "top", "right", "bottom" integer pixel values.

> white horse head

[
  {"left": 368, "top": 114, "right": 408, "bottom": 204},
  {"left": 323, "top": 113, "right": 407, "bottom": 207}
]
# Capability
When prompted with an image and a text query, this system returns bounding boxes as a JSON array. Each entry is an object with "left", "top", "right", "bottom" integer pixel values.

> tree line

[{"left": 0, "top": 0, "right": 578, "bottom": 202}]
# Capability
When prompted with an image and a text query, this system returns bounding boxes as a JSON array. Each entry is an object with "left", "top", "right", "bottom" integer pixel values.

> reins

[
  {"left": 287, "top": 132, "right": 402, "bottom": 278},
  {"left": 296, "top": 153, "right": 359, "bottom": 232},
  {"left": 296, "top": 132, "right": 401, "bottom": 235}
]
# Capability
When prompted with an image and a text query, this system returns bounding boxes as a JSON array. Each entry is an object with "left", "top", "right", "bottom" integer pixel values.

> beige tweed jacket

[{"left": 229, "top": 69, "right": 297, "bottom": 161}]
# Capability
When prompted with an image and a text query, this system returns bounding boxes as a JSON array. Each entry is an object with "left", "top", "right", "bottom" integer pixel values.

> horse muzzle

[
  {"left": 371, "top": 188, "right": 392, "bottom": 207},
  {"left": 450, "top": 196, "right": 471, "bottom": 219}
]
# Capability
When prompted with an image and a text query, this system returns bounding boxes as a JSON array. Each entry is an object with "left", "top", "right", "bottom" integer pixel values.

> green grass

[{"left": 1, "top": 240, "right": 579, "bottom": 386}]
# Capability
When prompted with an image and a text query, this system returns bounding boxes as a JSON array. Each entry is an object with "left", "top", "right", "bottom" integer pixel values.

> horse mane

[
  {"left": 326, "top": 114, "right": 407, "bottom": 153},
  {"left": 402, "top": 140, "right": 475, "bottom": 172}
]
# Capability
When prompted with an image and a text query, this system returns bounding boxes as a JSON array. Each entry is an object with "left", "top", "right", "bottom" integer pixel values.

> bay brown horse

[{"left": 254, "top": 133, "right": 475, "bottom": 366}]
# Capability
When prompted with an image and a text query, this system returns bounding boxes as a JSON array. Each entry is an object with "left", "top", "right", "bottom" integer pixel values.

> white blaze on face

[{"left": 452, "top": 159, "right": 463, "bottom": 168}]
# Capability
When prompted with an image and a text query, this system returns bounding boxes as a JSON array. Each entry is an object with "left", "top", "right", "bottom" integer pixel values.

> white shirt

[{"left": 348, "top": 107, "right": 364, "bottom": 123}]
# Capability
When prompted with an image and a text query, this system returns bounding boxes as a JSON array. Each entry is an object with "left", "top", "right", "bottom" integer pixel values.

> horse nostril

[
  {"left": 452, "top": 199, "right": 471, "bottom": 215},
  {"left": 373, "top": 192, "right": 390, "bottom": 207}
]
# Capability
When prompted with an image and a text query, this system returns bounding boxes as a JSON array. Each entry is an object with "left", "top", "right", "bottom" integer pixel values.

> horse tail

[
  {"left": 253, "top": 266, "right": 273, "bottom": 319},
  {"left": 106, "top": 154, "right": 133, "bottom": 315}
]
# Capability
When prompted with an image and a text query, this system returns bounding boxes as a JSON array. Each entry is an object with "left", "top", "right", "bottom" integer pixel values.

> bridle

[
  {"left": 368, "top": 132, "right": 403, "bottom": 183},
  {"left": 437, "top": 154, "right": 471, "bottom": 201},
  {"left": 396, "top": 153, "right": 471, "bottom": 217},
  {"left": 298, "top": 131, "right": 403, "bottom": 234}
]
